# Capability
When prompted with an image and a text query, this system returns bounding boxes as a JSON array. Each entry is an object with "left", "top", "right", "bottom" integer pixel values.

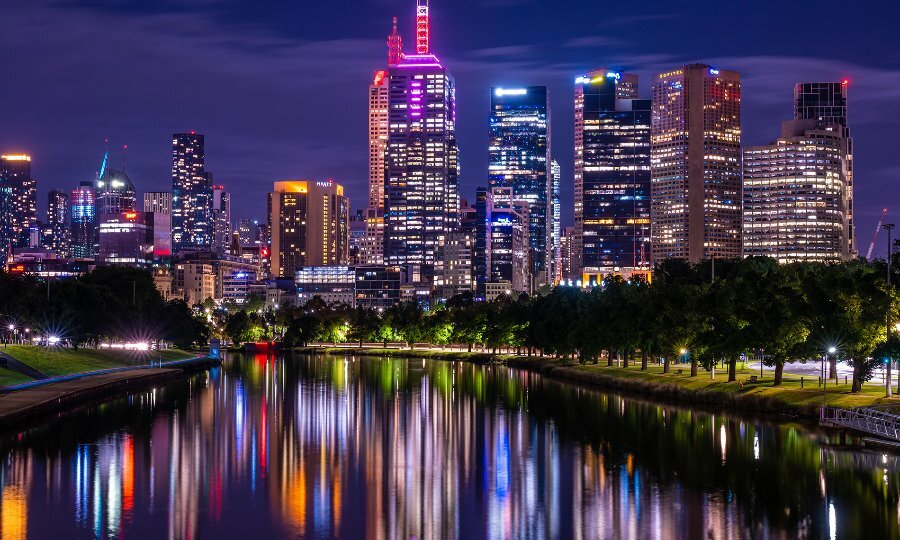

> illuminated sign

[
  {"left": 709, "top": 69, "right": 720, "bottom": 75},
  {"left": 373, "top": 70, "right": 388, "bottom": 86},
  {"left": 8, "top": 265, "right": 25, "bottom": 274},
  {"left": 1, "top": 155, "right": 30, "bottom": 162},
  {"left": 124, "top": 212, "right": 138, "bottom": 220},
  {"left": 606, "top": 71, "right": 621, "bottom": 80},
  {"left": 494, "top": 88, "right": 527, "bottom": 97},
  {"left": 316, "top": 180, "right": 334, "bottom": 187}
]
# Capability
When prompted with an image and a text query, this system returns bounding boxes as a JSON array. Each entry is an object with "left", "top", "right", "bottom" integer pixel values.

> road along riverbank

[
  {"left": 0, "top": 356, "right": 220, "bottom": 429},
  {"left": 296, "top": 347, "right": 896, "bottom": 420}
]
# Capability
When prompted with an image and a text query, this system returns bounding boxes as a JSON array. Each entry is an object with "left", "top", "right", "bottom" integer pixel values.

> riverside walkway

[{"left": 0, "top": 356, "right": 218, "bottom": 426}]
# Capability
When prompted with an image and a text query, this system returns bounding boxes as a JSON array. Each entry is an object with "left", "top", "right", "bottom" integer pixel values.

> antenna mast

[{"left": 388, "top": 16, "right": 403, "bottom": 66}]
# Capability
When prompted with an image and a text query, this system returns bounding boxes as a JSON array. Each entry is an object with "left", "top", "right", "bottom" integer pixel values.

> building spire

[
  {"left": 416, "top": 0, "right": 429, "bottom": 55},
  {"left": 388, "top": 16, "right": 402, "bottom": 66}
]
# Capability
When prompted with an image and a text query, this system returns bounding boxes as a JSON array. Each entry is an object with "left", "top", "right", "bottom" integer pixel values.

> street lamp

[{"left": 824, "top": 346, "right": 837, "bottom": 407}]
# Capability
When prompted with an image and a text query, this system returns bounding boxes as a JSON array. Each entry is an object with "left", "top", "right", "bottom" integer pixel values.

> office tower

[
  {"left": 172, "top": 132, "right": 213, "bottom": 252},
  {"left": 144, "top": 192, "right": 173, "bottom": 258},
  {"left": 651, "top": 64, "right": 742, "bottom": 263},
  {"left": 489, "top": 86, "right": 552, "bottom": 286},
  {"left": 0, "top": 154, "right": 37, "bottom": 250},
  {"left": 97, "top": 210, "right": 151, "bottom": 267},
  {"left": 47, "top": 190, "right": 70, "bottom": 256},
  {"left": 435, "top": 230, "right": 474, "bottom": 299},
  {"left": 268, "top": 180, "right": 350, "bottom": 278},
  {"left": 560, "top": 226, "right": 575, "bottom": 281},
  {"left": 70, "top": 181, "right": 96, "bottom": 258},
  {"left": 574, "top": 69, "right": 651, "bottom": 278},
  {"left": 743, "top": 120, "right": 851, "bottom": 262},
  {"left": 212, "top": 186, "right": 231, "bottom": 253},
  {"left": 550, "top": 160, "right": 561, "bottom": 283},
  {"left": 486, "top": 187, "right": 532, "bottom": 294},
  {"left": 384, "top": 0, "right": 460, "bottom": 280},
  {"left": 95, "top": 168, "right": 136, "bottom": 220},
  {"left": 794, "top": 81, "right": 855, "bottom": 254},
  {"left": 473, "top": 187, "right": 489, "bottom": 299},
  {"left": 237, "top": 219, "right": 259, "bottom": 246}
]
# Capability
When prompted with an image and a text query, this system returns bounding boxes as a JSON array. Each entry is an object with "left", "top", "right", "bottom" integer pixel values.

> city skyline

[{"left": 3, "top": 1, "right": 898, "bottom": 257}]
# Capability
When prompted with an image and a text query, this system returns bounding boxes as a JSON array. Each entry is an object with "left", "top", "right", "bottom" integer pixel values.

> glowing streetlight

[
  {"left": 828, "top": 346, "right": 837, "bottom": 355},
  {"left": 680, "top": 348, "right": 687, "bottom": 355},
  {"left": 47, "top": 336, "right": 60, "bottom": 345}
]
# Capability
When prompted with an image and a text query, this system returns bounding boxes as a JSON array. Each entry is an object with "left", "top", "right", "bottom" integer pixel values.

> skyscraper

[
  {"left": 212, "top": 186, "right": 231, "bottom": 253},
  {"left": 0, "top": 154, "right": 37, "bottom": 250},
  {"left": 268, "top": 180, "right": 350, "bottom": 278},
  {"left": 363, "top": 19, "right": 401, "bottom": 265},
  {"left": 95, "top": 168, "right": 136, "bottom": 220},
  {"left": 489, "top": 86, "right": 551, "bottom": 286},
  {"left": 70, "top": 181, "right": 96, "bottom": 258},
  {"left": 487, "top": 187, "right": 532, "bottom": 294},
  {"left": 651, "top": 64, "right": 742, "bottom": 263},
  {"left": 47, "top": 190, "right": 70, "bottom": 256},
  {"left": 550, "top": 160, "right": 561, "bottom": 283},
  {"left": 575, "top": 69, "right": 651, "bottom": 276},
  {"left": 384, "top": 0, "right": 459, "bottom": 280},
  {"left": 794, "top": 81, "right": 855, "bottom": 254},
  {"left": 172, "top": 132, "right": 212, "bottom": 252},
  {"left": 144, "top": 192, "right": 173, "bottom": 257},
  {"left": 743, "top": 120, "right": 851, "bottom": 262}
]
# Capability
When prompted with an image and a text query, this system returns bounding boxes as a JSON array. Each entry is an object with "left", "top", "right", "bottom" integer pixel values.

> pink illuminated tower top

[
  {"left": 416, "top": 0, "right": 429, "bottom": 54},
  {"left": 387, "top": 17, "right": 403, "bottom": 66}
]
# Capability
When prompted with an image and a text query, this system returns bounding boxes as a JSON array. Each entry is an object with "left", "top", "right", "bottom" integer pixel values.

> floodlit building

[
  {"left": 95, "top": 168, "right": 136, "bottom": 220},
  {"left": 384, "top": 0, "right": 459, "bottom": 281},
  {"left": 172, "top": 132, "right": 213, "bottom": 252},
  {"left": 295, "top": 266, "right": 357, "bottom": 306},
  {"left": 651, "top": 64, "right": 742, "bottom": 263},
  {"left": 0, "top": 154, "right": 37, "bottom": 250},
  {"left": 743, "top": 120, "right": 851, "bottom": 262},
  {"left": 575, "top": 69, "right": 651, "bottom": 276},
  {"left": 268, "top": 180, "right": 350, "bottom": 278},
  {"left": 70, "top": 181, "right": 96, "bottom": 259},
  {"left": 550, "top": 160, "right": 561, "bottom": 283},
  {"left": 489, "top": 85, "right": 552, "bottom": 286}
]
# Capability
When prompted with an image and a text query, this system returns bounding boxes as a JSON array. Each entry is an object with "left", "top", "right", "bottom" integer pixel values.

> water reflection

[{"left": 0, "top": 353, "right": 897, "bottom": 538}]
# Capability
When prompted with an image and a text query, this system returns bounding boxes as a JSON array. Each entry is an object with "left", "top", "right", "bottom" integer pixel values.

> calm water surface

[{"left": 0, "top": 353, "right": 897, "bottom": 539}]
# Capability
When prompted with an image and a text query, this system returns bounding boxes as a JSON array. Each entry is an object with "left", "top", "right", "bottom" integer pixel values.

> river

[{"left": 0, "top": 352, "right": 896, "bottom": 539}]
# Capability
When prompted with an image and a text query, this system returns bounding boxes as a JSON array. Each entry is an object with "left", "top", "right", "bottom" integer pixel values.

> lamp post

[
  {"left": 824, "top": 346, "right": 837, "bottom": 406},
  {"left": 885, "top": 224, "right": 895, "bottom": 397}
]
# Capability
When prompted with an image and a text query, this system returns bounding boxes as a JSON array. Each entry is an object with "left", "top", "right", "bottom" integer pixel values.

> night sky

[{"left": 3, "top": 0, "right": 899, "bottom": 256}]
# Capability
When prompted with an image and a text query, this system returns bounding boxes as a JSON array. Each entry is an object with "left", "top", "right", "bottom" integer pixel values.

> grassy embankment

[
  {"left": 304, "top": 347, "right": 896, "bottom": 416},
  {"left": 1, "top": 345, "right": 195, "bottom": 381}
]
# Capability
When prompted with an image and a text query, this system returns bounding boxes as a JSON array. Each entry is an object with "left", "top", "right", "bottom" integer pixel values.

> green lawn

[
  {"left": 539, "top": 359, "right": 898, "bottom": 410},
  {"left": 0, "top": 367, "right": 32, "bottom": 387},
  {"left": 2, "top": 346, "right": 195, "bottom": 378}
]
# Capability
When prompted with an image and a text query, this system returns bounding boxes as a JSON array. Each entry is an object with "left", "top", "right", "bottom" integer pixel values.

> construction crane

[{"left": 866, "top": 208, "right": 889, "bottom": 260}]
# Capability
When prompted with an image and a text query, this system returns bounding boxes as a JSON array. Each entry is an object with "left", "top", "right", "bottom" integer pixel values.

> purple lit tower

[{"left": 384, "top": 0, "right": 459, "bottom": 281}]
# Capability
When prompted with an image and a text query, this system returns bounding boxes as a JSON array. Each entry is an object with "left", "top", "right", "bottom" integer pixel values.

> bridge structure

[{"left": 820, "top": 407, "right": 900, "bottom": 442}]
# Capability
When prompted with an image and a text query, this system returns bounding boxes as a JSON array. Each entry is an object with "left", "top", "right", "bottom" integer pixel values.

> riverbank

[
  {"left": 0, "top": 345, "right": 195, "bottom": 381},
  {"left": 0, "top": 355, "right": 219, "bottom": 429},
  {"left": 299, "top": 347, "right": 896, "bottom": 419}
]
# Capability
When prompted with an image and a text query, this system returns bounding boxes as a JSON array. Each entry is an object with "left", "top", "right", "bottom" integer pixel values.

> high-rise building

[
  {"left": 575, "top": 69, "right": 651, "bottom": 277},
  {"left": 95, "top": 168, "right": 136, "bottom": 220},
  {"left": 237, "top": 219, "right": 261, "bottom": 247},
  {"left": 550, "top": 160, "right": 561, "bottom": 283},
  {"left": 212, "top": 186, "right": 231, "bottom": 253},
  {"left": 70, "top": 181, "right": 96, "bottom": 258},
  {"left": 794, "top": 81, "right": 855, "bottom": 254},
  {"left": 384, "top": 0, "right": 459, "bottom": 281},
  {"left": 172, "top": 132, "right": 212, "bottom": 252},
  {"left": 743, "top": 120, "right": 851, "bottom": 262},
  {"left": 268, "top": 180, "right": 350, "bottom": 278},
  {"left": 144, "top": 192, "right": 173, "bottom": 258},
  {"left": 651, "top": 64, "right": 742, "bottom": 263},
  {"left": 487, "top": 187, "right": 532, "bottom": 294},
  {"left": 473, "top": 186, "right": 489, "bottom": 299},
  {"left": 560, "top": 226, "right": 575, "bottom": 281},
  {"left": 47, "top": 190, "right": 70, "bottom": 256},
  {"left": 489, "top": 86, "right": 551, "bottom": 286},
  {"left": 97, "top": 211, "right": 151, "bottom": 267},
  {"left": 0, "top": 154, "right": 37, "bottom": 250}
]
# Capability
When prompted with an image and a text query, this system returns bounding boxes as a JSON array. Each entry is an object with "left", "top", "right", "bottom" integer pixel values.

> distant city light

[
  {"left": 494, "top": 88, "right": 527, "bottom": 97},
  {"left": 47, "top": 336, "right": 60, "bottom": 345}
]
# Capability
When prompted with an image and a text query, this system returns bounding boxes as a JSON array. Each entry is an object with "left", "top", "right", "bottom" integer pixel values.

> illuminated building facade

[
  {"left": 97, "top": 211, "right": 151, "bottom": 267},
  {"left": 560, "top": 226, "right": 575, "bottom": 281},
  {"left": 551, "top": 160, "right": 561, "bottom": 282},
  {"left": 473, "top": 186, "right": 489, "bottom": 298},
  {"left": 172, "top": 132, "right": 213, "bottom": 252},
  {"left": 70, "top": 181, "right": 96, "bottom": 258},
  {"left": 489, "top": 86, "right": 552, "bottom": 285},
  {"left": 487, "top": 187, "right": 531, "bottom": 294},
  {"left": 95, "top": 168, "right": 136, "bottom": 220},
  {"left": 794, "top": 81, "right": 855, "bottom": 254},
  {"left": 743, "top": 120, "right": 851, "bottom": 262},
  {"left": 268, "top": 180, "right": 350, "bottom": 278},
  {"left": 574, "top": 69, "right": 651, "bottom": 276},
  {"left": 296, "top": 266, "right": 356, "bottom": 306},
  {"left": 143, "top": 192, "right": 172, "bottom": 257},
  {"left": 651, "top": 64, "right": 742, "bottom": 263},
  {"left": 212, "top": 186, "right": 231, "bottom": 254},
  {"left": 434, "top": 230, "right": 474, "bottom": 300},
  {"left": 0, "top": 154, "right": 37, "bottom": 250},
  {"left": 47, "top": 189, "right": 70, "bottom": 257},
  {"left": 384, "top": 0, "right": 459, "bottom": 280}
]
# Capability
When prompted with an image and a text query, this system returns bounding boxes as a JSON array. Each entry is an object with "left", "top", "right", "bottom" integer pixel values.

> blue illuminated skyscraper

[
  {"left": 574, "top": 69, "right": 651, "bottom": 276},
  {"left": 70, "top": 181, "right": 96, "bottom": 258},
  {"left": 489, "top": 86, "right": 552, "bottom": 286}
]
